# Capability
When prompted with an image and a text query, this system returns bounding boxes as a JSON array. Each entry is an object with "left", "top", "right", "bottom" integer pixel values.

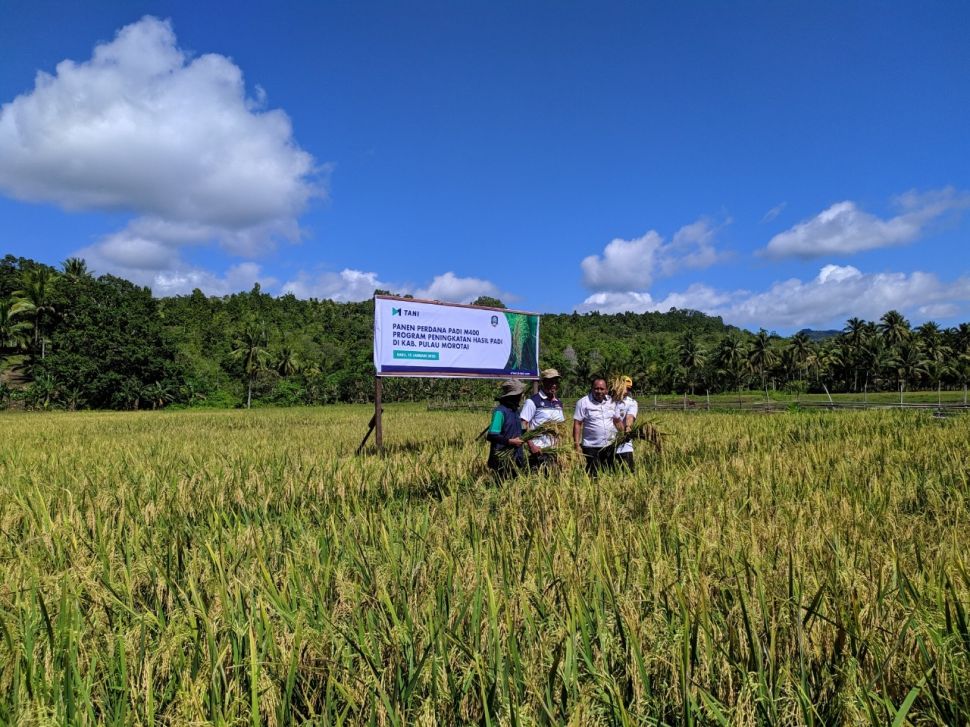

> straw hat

[{"left": 496, "top": 379, "right": 526, "bottom": 399}]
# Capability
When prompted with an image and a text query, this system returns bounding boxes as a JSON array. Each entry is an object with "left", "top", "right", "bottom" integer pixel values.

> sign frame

[
  {"left": 362, "top": 294, "right": 542, "bottom": 453},
  {"left": 373, "top": 294, "right": 541, "bottom": 380}
]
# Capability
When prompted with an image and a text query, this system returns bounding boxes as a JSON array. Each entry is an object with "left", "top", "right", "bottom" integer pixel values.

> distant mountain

[{"left": 796, "top": 328, "right": 840, "bottom": 342}]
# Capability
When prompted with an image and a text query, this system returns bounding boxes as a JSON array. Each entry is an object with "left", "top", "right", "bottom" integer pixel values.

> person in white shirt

[
  {"left": 520, "top": 368, "right": 565, "bottom": 470},
  {"left": 572, "top": 377, "right": 615, "bottom": 475},
  {"left": 611, "top": 375, "right": 638, "bottom": 472}
]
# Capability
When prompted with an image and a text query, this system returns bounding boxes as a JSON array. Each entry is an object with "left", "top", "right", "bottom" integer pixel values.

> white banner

[{"left": 373, "top": 296, "right": 540, "bottom": 378}]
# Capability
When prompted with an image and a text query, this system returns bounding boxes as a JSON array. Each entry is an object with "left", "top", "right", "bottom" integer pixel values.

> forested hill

[{"left": 2, "top": 254, "right": 969, "bottom": 410}]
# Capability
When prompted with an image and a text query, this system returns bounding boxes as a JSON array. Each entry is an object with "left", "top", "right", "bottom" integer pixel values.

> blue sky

[{"left": 1, "top": 1, "right": 968, "bottom": 333}]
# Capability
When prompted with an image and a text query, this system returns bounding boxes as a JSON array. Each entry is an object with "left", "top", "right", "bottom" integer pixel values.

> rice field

[{"left": 0, "top": 406, "right": 967, "bottom": 725}]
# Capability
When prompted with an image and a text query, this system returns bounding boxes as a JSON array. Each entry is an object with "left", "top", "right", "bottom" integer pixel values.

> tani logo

[{"left": 392, "top": 307, "right": 418, "bottom": 317}]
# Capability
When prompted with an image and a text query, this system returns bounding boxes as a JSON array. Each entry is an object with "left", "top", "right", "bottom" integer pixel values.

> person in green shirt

[{"left": 486, "top": 379, "right": 526, "bottom": 479}]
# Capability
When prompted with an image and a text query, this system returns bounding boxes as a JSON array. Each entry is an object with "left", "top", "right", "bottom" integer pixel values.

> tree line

[{"left": 1, "top": 254, "right": 968, "bottom": 410}]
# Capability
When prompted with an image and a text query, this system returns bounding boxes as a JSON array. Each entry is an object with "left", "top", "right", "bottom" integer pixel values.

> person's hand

[
  {"left": 528, "top": 441, "right": 541, "bottom": 454},
  {"left": 508, "top": 437, "right": 524, "bottom": 447}
]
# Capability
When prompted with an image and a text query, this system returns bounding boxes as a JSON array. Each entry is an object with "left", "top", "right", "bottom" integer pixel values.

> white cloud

[
  {"left": 153, "top": 262, "right": 277, "bottom": 297},
  {"left": 581, "top": 232, "right": 663, "bottom": 291},
  {"left": 281, "top": 269, "right": 394, "bottom": 302},
  {"left": 579, "top": 284, "right": 740, "bottom": 315},
  {"left": 579, "top": 265, "right": 970, "bottom": 329},
  {"left": 0, "top": 16, "right": 320, "bottom": 287},
  {"left": 581, "top": 219, "right": 726, "bottom": 291},
  {"left": 664, "top": 219, "right": 727, "bottom": 274},
  {"left": 414, "top": 272, "right": 504, "bottom": 303},
  {"left": 761, "top": 188, "right": 970, "bottom": 259},
  {"left": 279, "top": 268, "right": 509, "bottom": 304}
]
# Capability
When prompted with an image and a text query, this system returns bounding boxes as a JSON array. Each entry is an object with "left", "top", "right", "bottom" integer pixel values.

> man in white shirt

[
  {"left": 572, "top": 377, "right": 615, "bottom": 476},
  {"left": 520, "top": 368, "right": 565, "bottom": 470}
]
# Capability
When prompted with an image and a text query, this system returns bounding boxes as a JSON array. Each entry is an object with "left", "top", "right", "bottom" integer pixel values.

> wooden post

[{"left": 374, "top": 376, "right": 383, "bottom": 451}]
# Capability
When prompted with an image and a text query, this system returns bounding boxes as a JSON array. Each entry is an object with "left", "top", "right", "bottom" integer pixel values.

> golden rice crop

[{"left": 0, "top": 406, "right": 967, "bottom": 724}]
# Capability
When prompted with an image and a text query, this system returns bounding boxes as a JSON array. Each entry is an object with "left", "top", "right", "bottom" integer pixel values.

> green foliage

[
  {"left": 39, "top": 274, "right": 182, "bottom": 409},
  {"left": 2, "top": 255, "right": 970, "bottom": 409},
  {"left": 470, "top": 295, "right": 506, "bottom": 308}
]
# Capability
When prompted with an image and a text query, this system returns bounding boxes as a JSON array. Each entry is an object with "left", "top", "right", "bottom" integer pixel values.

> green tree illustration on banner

[{"left": 503, "top": 312, "right": 539, "bottom": 371}]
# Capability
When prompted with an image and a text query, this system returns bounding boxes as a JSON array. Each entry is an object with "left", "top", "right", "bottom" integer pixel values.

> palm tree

[
  {"left": 842, "top": 317, "right": 868, "bottom": 392},
  {"left": 61, "top": 257, "right": 90, "bottom": 279},
  {"left": 11, "top": 267, "right": 58, "bottom": 359},
  {"left": 748, "top": 330, "right": 778, "bottom": 393},
  {"left": 715, "top": 334, "right": 750, "bottom": 405},
  {"left": 784, "top": 332, "right": 813, "bottom": 382},
  {"left": 276, "top": 345, "right": 302, "bottom": 377},
  {"left": 879, "top": 310, "right": 911, "bottom": 349},
  {"left": 891, "top": 339, "right": 929, "bottom": 403},
  {"left": 231, "top": 324, "right": 270, "bottom": 408},
  {"left": 861, "top": 337, "right": 894, "bottom": 396},
  {"left": 812, "top": 344, "right": 842, "bottom": 396},
  {"left": 916, "top": 321, "right": 941, "bottom": 347},
  {"left": 677, "top": 330, "right": 706, "bottom": 395},
  {"left": 0, "top": 298, "right": 31, "bottom": 350},
  {"left": 952, "top": 323, "right": 970, "bottom": 356}
]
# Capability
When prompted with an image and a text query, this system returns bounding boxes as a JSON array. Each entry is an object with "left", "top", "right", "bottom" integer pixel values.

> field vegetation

[
  {"left": 1, "top": 406, "right": 967, "bottom": 724},
  {"left": 3, "top": 254, "right": 970, "bottom": 412}
]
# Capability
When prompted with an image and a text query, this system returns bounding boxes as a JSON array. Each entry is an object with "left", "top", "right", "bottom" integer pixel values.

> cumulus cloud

[
  {"left": 414, "top": 272, "right": 505, "bottom": 303},
  {"left": 761, "top": 188, "right": 970, "bottom": 259},
  {"left": 581, "top": 219, "right": 726, "bottom": 291},
  {"left": 578, "top": 284, "right": 741, "bottom": 316},
  {"left": 579, "top": 264, "right": 970, "bottom": 329},
  {"left": 0, "top": 15, "right": 320, "bottom": 289},
  {"left": 280, "top": 269, "right": 509, "bottom": 304},
  {"left": 153, "top": 262, "right": 278, "bottom": 297},
  {"left": 281, "top": 269, "right": 394, "bottom": 302}
]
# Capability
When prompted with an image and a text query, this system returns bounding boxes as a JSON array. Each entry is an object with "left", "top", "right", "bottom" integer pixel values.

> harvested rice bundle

[
  {"left": 521, "top": 420, "right": 570, "bottom": 446},
  {"left": 495, "top": 421, "right": 573, "bottom": 463},
  {"left": 612, "top": 418, "right": 664, "bottom": 454}
]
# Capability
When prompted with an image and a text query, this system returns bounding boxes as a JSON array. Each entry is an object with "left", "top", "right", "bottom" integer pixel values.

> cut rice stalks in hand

[
  {"left": 521, "top": 421, "right": 571, "bottom": 445},
  {"left": 613, "top": 418, "right": 664, "bottom": 454},
  {"left": 495, "top": 421, "right": 572, "bottom": 462}
]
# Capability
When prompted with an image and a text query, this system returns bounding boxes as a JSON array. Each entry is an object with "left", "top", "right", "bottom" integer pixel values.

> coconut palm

[
  {"left": 714, "top": 335, "right": 750, "bottom": 404},
  {"left": 748, "top": 329, "right": 778, "bottom": 392},
  {"left": 784, "top": 331, "right": 813, "bottom": 382},
  {"left": 677, "top": 330, "right": 706, "bottom": 395},
  {"left": 890, "top": 339, "right": 929, "bottom": 402},
  {"left": 276, "top": 345, "right": 302, "bottom": 377},
  {"left": 842, "top": 317, "right": 870, "bottom": 392},
  {"left": 62, "top": 257, "right": 90, "bottom": 279},
  {"left": 879, "top": 310, "right": 911, "bottom": 349},
  {"left": 11, "top": 267, "right": 58, "bottom": 359},
  {"left": 952, "top": 322, "right": 970, "bottom": 355},
  {"left": 0, "top": 298, "right": 31, "bottom": 350},
  {"left": 231, "top": 323, "right": 270, "bottom": 409}
]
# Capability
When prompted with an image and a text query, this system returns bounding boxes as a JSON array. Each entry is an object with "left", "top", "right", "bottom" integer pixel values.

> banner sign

[{"left": 374, "top": 295, "right": 540, "bottom": 378}]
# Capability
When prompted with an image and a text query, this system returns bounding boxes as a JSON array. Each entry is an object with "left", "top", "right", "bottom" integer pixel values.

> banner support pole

[
  {"left": 374, "top": 376, "right": 383, "bottom": 451},
  {"left": 355, "top": 376, "right": 384, "bottom": 455}
]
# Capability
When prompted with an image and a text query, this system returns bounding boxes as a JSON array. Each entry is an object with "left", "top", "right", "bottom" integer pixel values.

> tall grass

[{"left": 0, "top": 407, "right": 967, "bottom": 724}]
